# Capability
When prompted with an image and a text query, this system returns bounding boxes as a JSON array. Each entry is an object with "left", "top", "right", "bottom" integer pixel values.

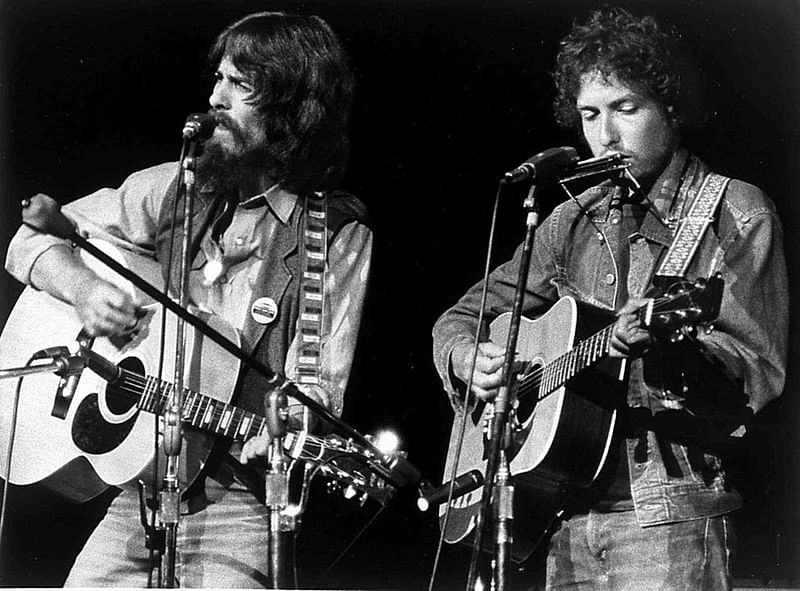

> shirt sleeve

[
  {"left": 5, "top": 162, "right": 178, "bottom": 288},
  {"left": 284, "top": 220, "right": 373, "bottom": 417},
  {"left": 696, "top": 197, "right": 788, "bottom": 414},
  {"left": 431, "top": 218, "right": 560, "bottom": 409}
]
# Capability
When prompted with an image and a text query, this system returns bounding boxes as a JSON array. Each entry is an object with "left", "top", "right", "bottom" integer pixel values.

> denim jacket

[{"left": 432, "top": 149, "right": 788, "bottom": 526}]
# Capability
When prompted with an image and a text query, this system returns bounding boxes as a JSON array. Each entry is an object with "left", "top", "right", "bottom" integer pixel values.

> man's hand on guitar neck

[
  {"left": 450, "top": 296, "right": 652, "bottom": 402},
  {"left": 451, "top": 340, "right": 506, "bottom": 401},
  {"left": 609, "top": 297, "right": 652, "bottom": 359}
]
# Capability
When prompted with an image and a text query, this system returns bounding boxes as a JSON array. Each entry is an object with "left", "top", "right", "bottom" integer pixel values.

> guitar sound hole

[
  {"left": 105, "top": 357, "right": 144, "bottom": 415},
  {"left": 515, "top": 362, "right": 541, "bottom": 424}
]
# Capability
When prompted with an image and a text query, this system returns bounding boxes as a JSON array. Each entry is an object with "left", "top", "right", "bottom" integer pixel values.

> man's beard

[{"left": 196, "top": 114, "right": 273, "bottom": 196}]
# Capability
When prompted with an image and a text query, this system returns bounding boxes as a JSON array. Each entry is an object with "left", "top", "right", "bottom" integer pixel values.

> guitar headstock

[
  {"left": 643, "top": 274, "right": 724, "bottom": 335},
  {"left": 284, "top": 431, "right": 413, "bottom": 506}
]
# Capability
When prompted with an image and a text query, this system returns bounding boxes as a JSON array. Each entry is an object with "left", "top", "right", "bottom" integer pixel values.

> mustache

[
  {"left": 209, "top": 110, "right": 235, "bottom": 130},
  {"left": 207, "top": 110, "right": 253, "bottom": 146}
]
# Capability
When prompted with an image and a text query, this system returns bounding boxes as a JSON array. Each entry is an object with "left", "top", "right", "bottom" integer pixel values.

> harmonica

[{"left": 560, "top": 152, "right": 630, "bottom": 183}]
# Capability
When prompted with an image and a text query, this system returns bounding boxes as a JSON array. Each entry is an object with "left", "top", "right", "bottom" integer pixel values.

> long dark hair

[
  {"left": 552, "top": 7, "right": 701, "bottom": 131},
  {"left": 209, "top": 12, "right": 355, "bottom": 194}
]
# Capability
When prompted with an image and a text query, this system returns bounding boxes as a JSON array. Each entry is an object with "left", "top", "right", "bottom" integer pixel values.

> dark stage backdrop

[{"left": 1, "top": 0, "right": 798, "bottom": 588}]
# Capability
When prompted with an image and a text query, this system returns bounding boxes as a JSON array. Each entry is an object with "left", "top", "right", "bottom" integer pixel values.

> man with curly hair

[
  {"left": 433, "top": 6, "right": 787, "bottom": 589},
  {"left": 6, "top": 11, "right": 371, "bottom": 587}
]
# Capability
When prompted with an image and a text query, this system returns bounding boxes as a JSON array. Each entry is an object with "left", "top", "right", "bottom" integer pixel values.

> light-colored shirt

[{"left": 6, "top": 162, "right": 372, "bottom": 417}]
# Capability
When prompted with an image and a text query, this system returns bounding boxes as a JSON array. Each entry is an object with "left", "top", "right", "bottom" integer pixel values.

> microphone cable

[{"left": 426, "top": 179, "right": 505, "bottom": 591}]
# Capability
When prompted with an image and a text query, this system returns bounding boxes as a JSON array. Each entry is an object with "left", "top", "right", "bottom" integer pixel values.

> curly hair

[
  {"left": 209, "top": 12, "right": 355, "bottom": 194},
  {"left": 553, "top": 7, "right": 699, "bottom": 131}
]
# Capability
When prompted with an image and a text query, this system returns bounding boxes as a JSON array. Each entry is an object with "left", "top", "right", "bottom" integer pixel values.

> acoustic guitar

[
  {"left": 439, "top": 275, "right": 723, "bottom": 561},
  {"left": 0, "top": 241, "right": 397, "bottom": 504}
]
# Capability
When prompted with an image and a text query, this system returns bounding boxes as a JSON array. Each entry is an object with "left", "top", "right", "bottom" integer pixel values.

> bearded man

[{"left": 5, "top": 11, "right": 371, "bottom": 587}]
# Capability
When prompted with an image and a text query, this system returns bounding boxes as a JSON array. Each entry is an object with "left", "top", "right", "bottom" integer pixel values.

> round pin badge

[{"left": 251, "top": 297, "right": 279, "bottom": 325}]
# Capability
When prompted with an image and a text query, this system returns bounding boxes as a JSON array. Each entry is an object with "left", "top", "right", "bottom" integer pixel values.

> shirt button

[
  {"left": 604, "top": 273, "right": 616, "bottom": 285},
  {"left": 235, "top": 237, "right": 244, "bottom": 246}
]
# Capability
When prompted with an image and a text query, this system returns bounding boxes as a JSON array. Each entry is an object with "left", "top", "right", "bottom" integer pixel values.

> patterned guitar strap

[
  {"left": 648, "top": 168, "right": 738, "bottom": 427},
  {"left": 653, "top": 170, "right": 730, "bottom": 285},
  {"left": 292, "top": 193, "right": 328, "bottom": 429}
]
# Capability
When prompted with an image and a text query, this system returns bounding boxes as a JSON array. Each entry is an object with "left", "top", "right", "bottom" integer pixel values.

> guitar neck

[
  {"left": 541, "top": 324, "right": 615, "bottom": 394},
  {"left": 518, "top": 322, "right": 616, "bottom": 401},
  {"left": 116, "top": 369, "right": 268, "bottom": 442}
]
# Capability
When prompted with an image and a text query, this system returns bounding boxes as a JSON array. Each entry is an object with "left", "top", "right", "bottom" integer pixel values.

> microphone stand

[
  {"left": 466, "top": 181, "right": 543, "bottom": 591},
  {"left": 159, "top": 139, "right": 201, "bottom": 587},
  {"left": 264, "top": 388, "right": 291, "bottom": 588}
]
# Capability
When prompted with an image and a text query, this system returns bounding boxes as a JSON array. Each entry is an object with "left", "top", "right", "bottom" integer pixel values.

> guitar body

[
  {"left": 0, "top": 242, "right": 241, "bottom": 502},
  {"left": 440, "top": 297, "right": 626, "bottom": 562}
]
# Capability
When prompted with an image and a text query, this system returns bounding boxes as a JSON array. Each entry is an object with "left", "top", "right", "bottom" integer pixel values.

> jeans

[
  {"left": 546, "top": 510, "right": 735, "bottom": 591},
  {"left": 64, "top": 477, "right": 271, "bottom": 588}
]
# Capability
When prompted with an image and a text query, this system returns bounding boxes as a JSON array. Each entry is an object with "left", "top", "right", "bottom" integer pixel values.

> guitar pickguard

[{"left": 71, "top": 393, "right": 139, "bottom": 454}]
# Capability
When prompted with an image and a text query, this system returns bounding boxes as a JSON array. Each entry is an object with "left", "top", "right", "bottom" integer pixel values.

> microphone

[
  {"left": 77, "top": 345, "right": 122, "bottom": 383},
  {"left": 31, "top": 343, "right": 86, "bottom": 407},
  {"left": 385, "top": 455, "right": 423, "bottom": 490},
  {"left": 182, "top": 112, "right": 216, "bottom": 141},
  {"left": 417, "top": 469, "right": 484, "bottom": 511},
  {"left": 35, "top": 341, "right": 122, "bottom": 383},
  {"left": 502, "top": 147, "right": 580, "bottom": 184}
]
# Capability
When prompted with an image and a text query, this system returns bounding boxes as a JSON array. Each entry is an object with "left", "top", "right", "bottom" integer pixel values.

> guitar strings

[
  {"left": 511, "top": 323, "right": 614, "bottom": 405},
  {"left": 104, "top": 370, "right": 271, "bottom": 442},
  {"left": 92, "top": 371, "right": 391, "bottom": 505},
  {"left": 508, "top": 288, "right": 700, "bottom": 406},
  {"left": 98, "top": 370, "right": 339, "bottom": 456}
]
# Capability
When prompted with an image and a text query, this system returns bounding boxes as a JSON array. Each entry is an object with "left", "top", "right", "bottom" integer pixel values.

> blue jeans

[
  {"left": 546, "top": 510, "right": 735, "bottom": 591},
  {"left": 65, "top": 477, "right": 271, "bottom": 588}
]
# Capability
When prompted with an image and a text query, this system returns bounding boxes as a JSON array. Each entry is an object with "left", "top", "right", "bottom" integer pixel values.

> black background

[{"left": 1, "top": 0, "right": 799, "bottom": 588}]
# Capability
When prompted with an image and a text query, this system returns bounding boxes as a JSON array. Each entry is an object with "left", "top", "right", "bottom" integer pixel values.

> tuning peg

[
  {"left": 704, "top": 323, "right": 715, "bottom": 335},
  {"left": 343, "top": 485, "right": 368, "bottom": 506}
]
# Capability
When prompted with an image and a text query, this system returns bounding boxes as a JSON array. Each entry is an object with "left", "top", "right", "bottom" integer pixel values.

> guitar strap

[
  {"left": 653, "top": 171, "right": 730, "bottom": 284},
  {"left": 288, "top": 194, "right": 327, "bottom": 429},
  {"left": 295, "top": 193, "right": 327, "bottom": 388}
]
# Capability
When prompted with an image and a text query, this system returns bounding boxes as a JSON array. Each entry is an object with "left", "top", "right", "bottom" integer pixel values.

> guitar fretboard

[
  {"left": 108, "top": 369, "right": 396, "bottom": 504},
  {"left": 518, "top": 324, "right": 615, "bottom": 402},
  {"left": 116, "top": 370, "right": 269, "bottom": 442}
]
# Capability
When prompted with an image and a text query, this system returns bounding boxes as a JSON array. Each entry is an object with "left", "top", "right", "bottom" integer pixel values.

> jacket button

[{"left": 604, "top": 273, "right": 616, "bottom": 285}]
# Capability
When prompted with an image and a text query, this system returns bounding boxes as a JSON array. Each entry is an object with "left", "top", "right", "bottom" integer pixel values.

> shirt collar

[
  {"left": 239, "top": 184, "right": 298, "bottom": 224},
  {"left": 633, "top": 148, "right": 689, "bottom": 246},
  {"left": 648, "top": 148, "right": 690, "bottom": 219}
]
